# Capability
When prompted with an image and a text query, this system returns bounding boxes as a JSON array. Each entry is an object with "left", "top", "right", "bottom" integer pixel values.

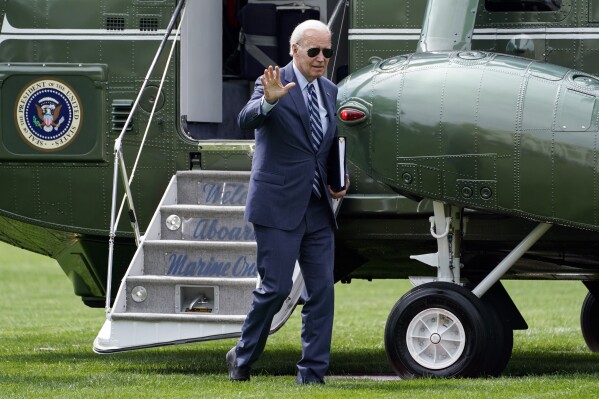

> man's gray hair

[{"left": 289, "top": 19, "right": 331, "bottom": 56}]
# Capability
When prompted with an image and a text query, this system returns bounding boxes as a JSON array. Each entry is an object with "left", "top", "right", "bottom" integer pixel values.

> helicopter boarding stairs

[{"left": 94, "top": 170, "right": 304, "bottom": 353}]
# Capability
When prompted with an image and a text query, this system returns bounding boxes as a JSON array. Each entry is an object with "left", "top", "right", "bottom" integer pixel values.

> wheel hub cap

[{"left": 406, "top": 308, "right": 466, "bottom": 369}]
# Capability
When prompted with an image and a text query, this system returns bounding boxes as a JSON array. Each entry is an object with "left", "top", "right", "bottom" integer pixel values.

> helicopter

[{"left": 0, "top": 0, "right": 598, "bottom": 378}]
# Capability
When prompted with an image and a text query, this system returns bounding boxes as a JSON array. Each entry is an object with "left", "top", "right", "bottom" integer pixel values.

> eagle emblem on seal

[{"left": 34, "top": 102, "right": 65, "bottom": 133}]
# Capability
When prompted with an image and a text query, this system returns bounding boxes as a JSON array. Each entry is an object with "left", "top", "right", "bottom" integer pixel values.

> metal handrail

[
  {"left": 105, "top": 0, "right": 188, "bottom": 318},
  {"left": 328, "top": 0, "right": 348, "bottom": 81}
]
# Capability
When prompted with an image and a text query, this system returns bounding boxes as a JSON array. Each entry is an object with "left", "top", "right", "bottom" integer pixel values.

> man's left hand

[{"left": 328, "top": 175, "right": 350, "bottom": 199}]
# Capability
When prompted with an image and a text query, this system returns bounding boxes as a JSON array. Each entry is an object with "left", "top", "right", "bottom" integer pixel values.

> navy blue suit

[{"left": 236, "top": 62, "right": 338, "bottom": 383}]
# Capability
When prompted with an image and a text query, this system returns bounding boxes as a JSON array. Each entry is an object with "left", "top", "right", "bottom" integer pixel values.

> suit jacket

[{"left": 238, "top": 62, "right": 338, "bottom": 230}]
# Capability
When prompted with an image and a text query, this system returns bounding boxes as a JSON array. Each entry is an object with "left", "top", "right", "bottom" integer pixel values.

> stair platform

[{"left": 94, "top": 170, "right": 304, "bottom": 353}]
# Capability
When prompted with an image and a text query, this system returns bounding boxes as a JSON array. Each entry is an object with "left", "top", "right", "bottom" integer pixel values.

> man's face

[{"left": 292, "top": 29, "right": 332, "bottom": 82}]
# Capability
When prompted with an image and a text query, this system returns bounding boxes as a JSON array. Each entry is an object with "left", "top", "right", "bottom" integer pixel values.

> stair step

[
  {"left": 159, "top": 205, "right": 254, "bottom": 242},
  {"left": 176, "top": 170, "right": 250, "bottom": 206},
  {"left": 111, "top": 313, "right": 247, "bottom": 323},
  {"left": 127, "top": 275, "right": 257, "bottom": 286},
  {"left": 123, "top": 275, "right": 255, "bottom": 315},
  {"left": 143, "top": 240, "right": 257, "bottom": 277}
]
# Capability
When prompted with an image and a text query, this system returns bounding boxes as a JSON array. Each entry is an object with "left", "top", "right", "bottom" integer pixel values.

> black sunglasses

[{"left": 297, "top": 44, "right": 334, "bottom": 59}]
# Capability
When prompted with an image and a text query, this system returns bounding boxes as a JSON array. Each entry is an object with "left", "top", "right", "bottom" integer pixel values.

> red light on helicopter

[{"left": 339, "top": 108, "right": 367, "bottom": 122}]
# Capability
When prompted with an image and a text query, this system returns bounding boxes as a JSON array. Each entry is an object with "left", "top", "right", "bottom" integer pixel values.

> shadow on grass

[
  {"left": 5, "top": 344, "right": 599, "bottom": 378},
  {"left": 505, "top": 350, "right": 599, "bottom": 376}
]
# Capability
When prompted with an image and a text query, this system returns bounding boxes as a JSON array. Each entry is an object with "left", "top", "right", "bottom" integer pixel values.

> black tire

[
  {"left": 384, "top": 282, "right": 489, "bottom": 378},
  {"left": 479, "top": 302, "right": 513, "bottom": 377},
  {"left": 581, "top": 291, "right": 599, "bottom": 352},
  {"left": 466, "top": 279, "right": 514, "bottom": 377}
]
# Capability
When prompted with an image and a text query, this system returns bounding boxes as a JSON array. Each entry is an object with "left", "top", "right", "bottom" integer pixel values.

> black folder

[{"left": 328, "top": 136, "right": 347, "bottom": 192}]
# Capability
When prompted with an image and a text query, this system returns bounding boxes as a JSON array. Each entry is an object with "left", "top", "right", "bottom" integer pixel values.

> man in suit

[{"left": 226, "top": 19, "right": 348, "bottom": 384}]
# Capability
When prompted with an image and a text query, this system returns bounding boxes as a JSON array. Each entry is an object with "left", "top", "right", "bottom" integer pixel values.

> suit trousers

[{"left": 236, "top": 194, "right": 335, "bottom": 382}]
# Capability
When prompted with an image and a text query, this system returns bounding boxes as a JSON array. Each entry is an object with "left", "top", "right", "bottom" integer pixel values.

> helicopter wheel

[
  {"left": 384, "top": 282, "right": 490, "bottom": 378},
  {"left": 581, "top": 291, "right": 599, "bottom": 352}
]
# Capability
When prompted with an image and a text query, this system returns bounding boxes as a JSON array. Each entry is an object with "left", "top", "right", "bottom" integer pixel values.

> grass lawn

[{"left": 1, "top": 241, "right": 599, "bottom": 398}]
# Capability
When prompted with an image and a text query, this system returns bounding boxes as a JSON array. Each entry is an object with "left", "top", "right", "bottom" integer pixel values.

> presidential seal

[{"left": 15, "top": 78, "right": 82, "bottom": 151}]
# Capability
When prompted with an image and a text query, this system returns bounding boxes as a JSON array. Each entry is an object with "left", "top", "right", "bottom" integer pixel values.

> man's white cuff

[{"left": 260, "top": 96, "right": 277, "bottom": 115}]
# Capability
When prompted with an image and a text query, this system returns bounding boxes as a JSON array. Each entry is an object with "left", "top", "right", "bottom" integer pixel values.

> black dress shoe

[
  {"left": 296, "top": 372, "right": 324, "bottom": 385},
  {"left": 226, "top": 347, "right": 250, "bottom": 382}
]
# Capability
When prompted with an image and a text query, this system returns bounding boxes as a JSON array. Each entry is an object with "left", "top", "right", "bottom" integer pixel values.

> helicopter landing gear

[{"left": 386, "top": 201, "right": 551, "bottom": 378}]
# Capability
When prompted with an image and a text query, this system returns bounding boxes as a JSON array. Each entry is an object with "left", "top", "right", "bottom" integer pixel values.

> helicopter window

[{"left": 485, "top": 0, "right": 561, "bottom": 12}]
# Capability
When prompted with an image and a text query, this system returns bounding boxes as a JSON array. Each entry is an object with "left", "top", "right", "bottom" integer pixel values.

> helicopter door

[{"left": 180, "top": 0, "right": 222, "bottom": 125}]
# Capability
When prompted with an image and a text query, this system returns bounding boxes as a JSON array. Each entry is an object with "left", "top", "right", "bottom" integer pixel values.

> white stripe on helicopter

[
  {"left": 0, "top": 15, "right": 177, "bottom": 42},
  {"left": 349, "top": 27, "right": 599, "bottom": 41}
]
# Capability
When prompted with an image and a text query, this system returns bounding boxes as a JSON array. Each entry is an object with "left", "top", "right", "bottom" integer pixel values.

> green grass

[{"left": 1, "top": 241, "right": 599, "bottom": 398}]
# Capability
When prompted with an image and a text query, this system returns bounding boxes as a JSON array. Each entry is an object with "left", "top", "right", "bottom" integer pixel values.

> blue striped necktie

[{"left": 308, "top": 82, "right": 324, "bottom": 198}]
